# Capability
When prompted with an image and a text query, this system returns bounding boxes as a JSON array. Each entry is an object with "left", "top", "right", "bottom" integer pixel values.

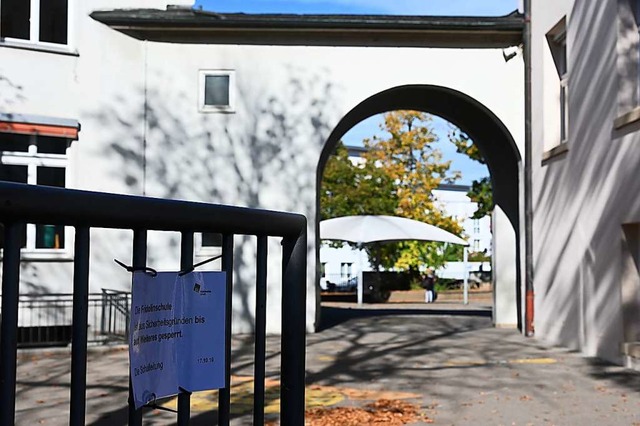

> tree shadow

[
  {"left": 318, "top": 304, "right": 492, "bottom": 331},
  {"left": 90, "top": 64, "right": 339, "bottom": 332}
]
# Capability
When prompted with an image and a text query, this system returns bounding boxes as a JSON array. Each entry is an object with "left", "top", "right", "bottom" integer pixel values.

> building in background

[{"left": 320, "top": 178, "right": 491, "bottom": 286}]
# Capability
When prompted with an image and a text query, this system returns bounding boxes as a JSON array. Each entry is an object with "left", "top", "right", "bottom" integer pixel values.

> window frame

[
  {"left": 196, "top": 232, "right": 223, "bottom": 257},
  {"left": 198, "top": 70, "right": 236, "bottom": 113},
  {"left": 340, "top": 262, "right": 353, "bottom": 279},
  {"left": 614, "top": 0, "right": 640, "bottom": 129},
  {"left": 0, "top": 131, "right": 73, "bottom": 260},
  {"left": 0, "top": 0, "right": 75, "bottom": 53},
  {"left": 543, "top": 17, "right": 569, "bottom": 162}
]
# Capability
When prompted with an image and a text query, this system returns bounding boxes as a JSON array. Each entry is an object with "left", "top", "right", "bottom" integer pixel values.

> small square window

[
  {"left": 199, "top": 70, "right": 235, "bottom": 113},
  {"left": 201, "top": 232, "right": 222, "bottom": 248}
]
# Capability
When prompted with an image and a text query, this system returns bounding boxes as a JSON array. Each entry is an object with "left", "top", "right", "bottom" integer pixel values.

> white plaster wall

[
  {"left": 532, "top": 0, "right": 635, "bottom": 363},
  {"left": 493, "top": 205, "right": 518, "bottom": 327},
  {"left": 0, "top": 1, "right": 524, "bottom": 335}
]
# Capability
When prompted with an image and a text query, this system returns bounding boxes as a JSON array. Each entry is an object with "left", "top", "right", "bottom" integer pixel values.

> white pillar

[
  {"left": 463, "top": 246, "right": 469, "bottom": 305},
  {"left": 357, "top": 245, "right": 364, "bottom": 305}
]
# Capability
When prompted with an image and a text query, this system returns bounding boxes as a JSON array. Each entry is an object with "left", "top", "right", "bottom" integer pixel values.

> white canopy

[{"left": 320, "top": 215, "right": 468, "bottom": 246}]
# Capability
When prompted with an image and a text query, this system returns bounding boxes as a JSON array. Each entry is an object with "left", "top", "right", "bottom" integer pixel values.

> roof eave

[{"left": 90, "top": 9, "right": 524, "bottom": 48}]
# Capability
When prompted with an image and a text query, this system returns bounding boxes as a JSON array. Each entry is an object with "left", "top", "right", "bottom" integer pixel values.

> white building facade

[
  {"left": 0, "top": 1, "right": 524, "bottom": 333},
  {"left": 531, "top": 0, "right": 640, "bottom": 367}
]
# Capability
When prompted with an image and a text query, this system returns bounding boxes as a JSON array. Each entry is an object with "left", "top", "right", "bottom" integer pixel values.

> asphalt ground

[{"left": 13, "top": 290, "right": 640, "bottom": 425}]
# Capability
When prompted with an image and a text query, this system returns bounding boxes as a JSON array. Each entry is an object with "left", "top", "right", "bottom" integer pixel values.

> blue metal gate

[{"left": 0, "top": 182, "right": 307, "bottom": 425}]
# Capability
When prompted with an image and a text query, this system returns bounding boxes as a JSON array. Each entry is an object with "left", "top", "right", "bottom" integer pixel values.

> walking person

[{"left": 422, "top": 268, "right": 437, "bottom": 303}]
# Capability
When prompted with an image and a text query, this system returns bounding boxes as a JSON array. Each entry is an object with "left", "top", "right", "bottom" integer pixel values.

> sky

[
  {"left": 194, "top": 0, "right": 516, "bottom": 185},
  {"left": 342, "top": 115, "right": 487, "bottom": 186},
  {"left": 195, "top": 0, "right": 520, "bottom": 16}
]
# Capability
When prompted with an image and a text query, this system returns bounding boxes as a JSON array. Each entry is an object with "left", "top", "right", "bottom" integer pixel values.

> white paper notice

[
  {"left": 176, "top": 271, "right": 226, "bottom": 392},
  {"left": 129, "top": 270, "right": 226, "bottom": 409}
]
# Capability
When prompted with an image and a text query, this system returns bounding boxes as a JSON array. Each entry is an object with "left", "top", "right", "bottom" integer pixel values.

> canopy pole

[
  {"left": 463, "top": 246, "right": 469, "bottom": 305},
  {"left": 357, "top": 244, "right": 364, "bottom": 305}
]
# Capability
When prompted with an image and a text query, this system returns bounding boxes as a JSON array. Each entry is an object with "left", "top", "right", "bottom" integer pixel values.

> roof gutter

[{"left": 523, "top": 0, "right": 534, "bottom": 337}]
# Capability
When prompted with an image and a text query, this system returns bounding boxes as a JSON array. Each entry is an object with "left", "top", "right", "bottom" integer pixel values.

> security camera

[{"left": 502, "top": 45, "right": 521, "bottom": 62}]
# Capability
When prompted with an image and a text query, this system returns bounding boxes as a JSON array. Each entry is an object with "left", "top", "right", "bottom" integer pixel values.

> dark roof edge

[
  {"left": 90, "top": 8, "right": 524, "bottom": 32},
  {"left": 89, "top": 8, "right": 523, "bottom": 48}
]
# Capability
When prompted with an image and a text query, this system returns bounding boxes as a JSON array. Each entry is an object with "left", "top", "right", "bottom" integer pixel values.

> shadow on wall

[
  {"left": 91, "top": 65, "right": 339, "bottom": 332},
  {"left": 0, "top": 74, "right": 26, "bottom": 110},
  {"left": 533, "top": 1, "right": 634, "bottom": 363}
]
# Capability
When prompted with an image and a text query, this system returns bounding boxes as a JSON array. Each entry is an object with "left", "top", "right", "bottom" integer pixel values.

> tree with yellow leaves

[{"left": 362, "top": 110, "right": 464, "bottom": 271}]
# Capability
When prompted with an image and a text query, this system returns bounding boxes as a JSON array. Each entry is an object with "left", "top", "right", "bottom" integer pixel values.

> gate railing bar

[
  {"left": 70, "top": 226, "right": 90, "bottom": 426},
  {"left": 128, "top": 229, "right": 146, "bottom": 426},
  {"left": 254, "top": 235, "right": 268, "bottom": 425},
  {"left": 0, "top": 222, "right": 23, "bottom": 426},
  {"left": 281, "top": 231, "right": 307, "bottom": 425},
  {"left": 219, "top": 233, "right": 234, "bottom": 425},
  {"left": 178, "top": 231, "right": 194, "bottom": 425}
]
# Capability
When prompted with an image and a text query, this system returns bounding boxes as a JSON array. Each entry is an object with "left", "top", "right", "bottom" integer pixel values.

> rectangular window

[
  {"left": 615, "top": 0, "right": 640, "bottom": 127},
  {"left": 196, "top": 232, "right": 223, "bottom": 257},
  {"left": 543, "top": 17, "right": 569, "bottom": 156},
  {"left": 201, "top": 232, "right": 222, "bottom": 248},
  {"left": 199, "top": 70, "right": 235, "bottom": 113},
  {"left": 0, "top": 132, "right": 70, "bottom": 251},
  {"left": 340, "top": 262, "right": 353, "bottom": 278},
  {"left": 0, "top": 0, "right": 69, "bottom": 45},
  {"left": 473, "top": 239, "right": 481, "bottom": 252},
  {"left": 473, "top": 219, "right": 480, "bottom": 234},
  {"left": 549, "top": 30, "right": 568, "bottom": 143}
]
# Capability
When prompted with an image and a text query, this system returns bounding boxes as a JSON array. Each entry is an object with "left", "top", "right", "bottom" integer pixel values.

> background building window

[
  {"left": 340, "top": 262, "right": 353, "bottom": 278},
  {"left": 0, "top": 0, "right": 69, "bottom": 45},
  {"left": 473, "top": 219, "right": 480, "bottom": 234},
  {"left": 199, "top": 70, "right": 235, "bottom": 113},
  {"left": 0, "top": 132, "right": 70, "bottom": 250}
]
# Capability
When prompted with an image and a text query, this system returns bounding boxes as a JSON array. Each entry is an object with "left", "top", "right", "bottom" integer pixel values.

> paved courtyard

[{"left": 14, "top": 293, "right": 640, "bottom": 425}]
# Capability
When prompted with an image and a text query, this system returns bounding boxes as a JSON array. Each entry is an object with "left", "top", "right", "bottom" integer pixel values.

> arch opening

[{"left": 316, "top": 84, "right": 522, "bottom": 329}]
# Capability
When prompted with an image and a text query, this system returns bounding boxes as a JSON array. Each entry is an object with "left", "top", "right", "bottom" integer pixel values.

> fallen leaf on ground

[{"left": 304, "top": 399, "right": 428, "bottom": 425}]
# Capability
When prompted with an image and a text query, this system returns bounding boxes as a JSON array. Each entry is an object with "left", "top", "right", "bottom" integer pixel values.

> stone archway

[{"left": 317, "top": 84, "right": 522, "bottom": 329}]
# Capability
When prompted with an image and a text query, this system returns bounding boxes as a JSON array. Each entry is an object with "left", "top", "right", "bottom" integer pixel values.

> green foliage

[
  {"left": 320, "top": 141, "right": 398, "bottom": 220},
  {"left": 448, "top": 127, "right": 493, "bottom": 219},
  {"left": 468, "top": 177, "right": 493, "bottom": 219},
  {"left": 468, "top": 250, "right": 491, "bottom": 262}
]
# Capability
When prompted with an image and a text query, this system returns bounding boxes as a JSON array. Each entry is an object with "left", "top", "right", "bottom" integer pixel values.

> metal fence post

[
  {"left": 128, "top": 230, "right": 146, "bottom": 426},
  {"left": 178, "top": 231, "right": 194, "bottom": 425},
  {"left": 218, "top": 234, "right": 234, "bottom": 425},
  {"left": 254, "top": 235, "right": 268, "bottom": 425},
  {"left": 280, "top": 228, "right": 307, "bottom": 426},
  {"left": 0, "top": 222, "right": 23, "bottom": 426},
  {"left": 70, "top": 226, "right": 91, "bottom": 426}
]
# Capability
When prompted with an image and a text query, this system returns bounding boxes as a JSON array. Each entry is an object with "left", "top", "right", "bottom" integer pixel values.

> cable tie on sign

[
  {"left": 178, "top": 254, "right": 222, "bottom": 276},
  {"left": 143, "top": 394, "right": 177, "bottom": 413},
  {"left": 113, "top": 259, "right": 158, "bottom": 277},
  {"left": 145, "top": 403, "right": 177, "bottom": 413}
]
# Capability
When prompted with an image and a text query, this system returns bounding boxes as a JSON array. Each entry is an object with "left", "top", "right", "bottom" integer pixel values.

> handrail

[{"left": 0, "top": 181, "right": 306, "bottom": 237}]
